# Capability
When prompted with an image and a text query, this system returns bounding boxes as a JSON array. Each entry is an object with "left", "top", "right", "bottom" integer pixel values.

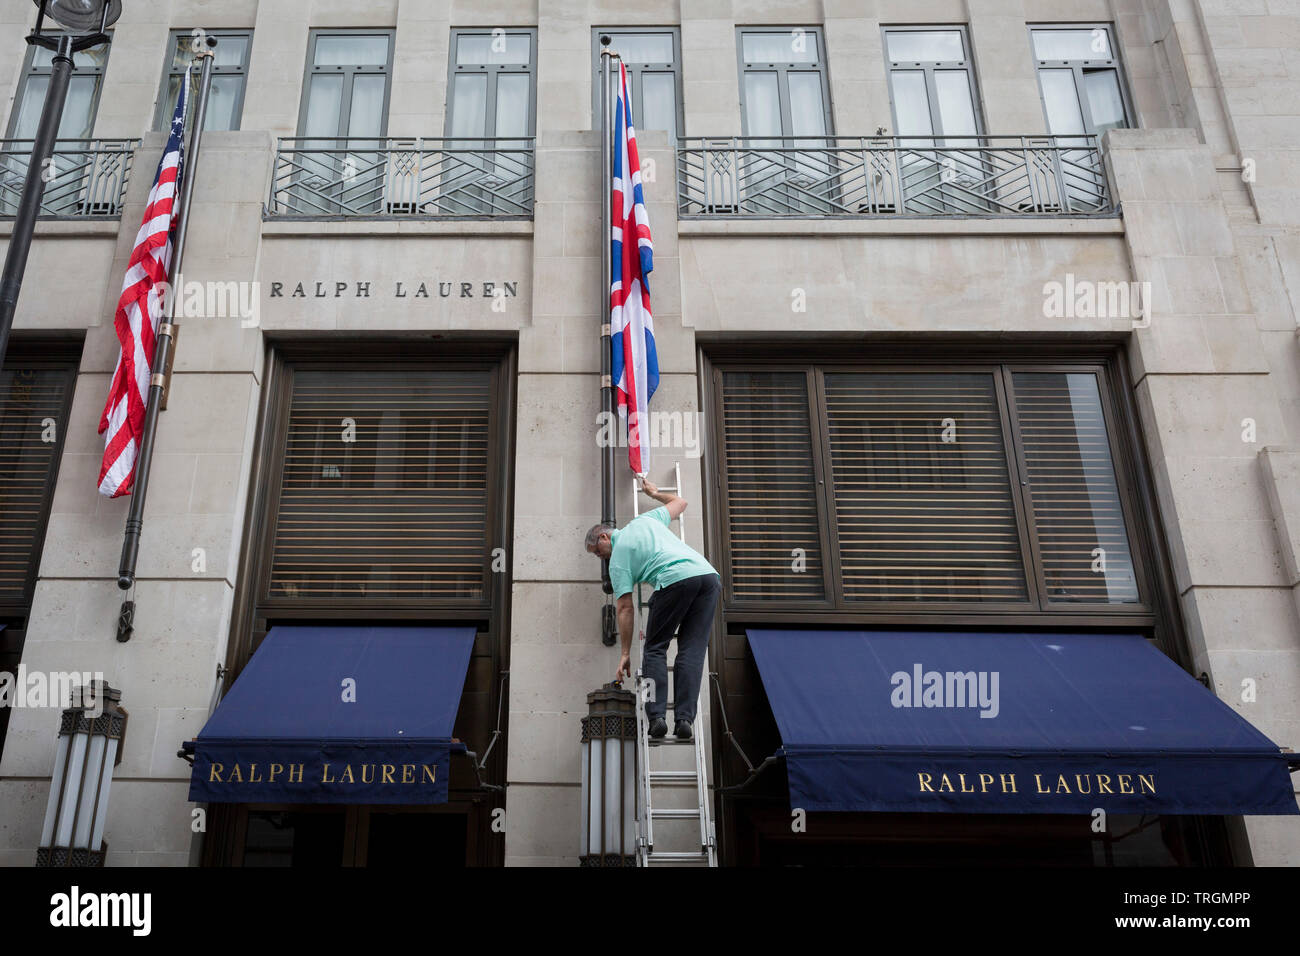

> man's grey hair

[{"left": 584, "top": 523, "right": 615, "bottom": 551}]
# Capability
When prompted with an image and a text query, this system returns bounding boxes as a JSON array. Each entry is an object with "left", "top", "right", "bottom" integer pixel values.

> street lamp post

[{"left": 0, "top": 0, "right": 122, "bottom": 373}]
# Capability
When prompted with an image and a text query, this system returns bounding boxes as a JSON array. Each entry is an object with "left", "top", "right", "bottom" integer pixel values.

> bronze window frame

[
  {"left": 698, "top": 338, "right": 1239, "bottom": 866},
  {"left": 207, "top": 338, "right": 517, "bottom": 868},
  {"left": 706, "top": 350, "right": 1160, "bottom": 628}
]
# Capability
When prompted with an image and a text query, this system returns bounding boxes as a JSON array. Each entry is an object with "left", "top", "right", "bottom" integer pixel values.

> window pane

[
  {"left": 742, "top": 31, "right": 818, "bottom": 64},
  {"left": 203, "top": 74, "right": 242, "bottom": 130},
  {"left": 610, "top": 32, "right": 673, "bottom": 63},
  {"left": 59, "top": 75, "right": 98, "bottom": 138},
  {"left": 243, "top": 810, "right": 345, "bottom": 867},
  {"left": 640, "top": 72, "right": 676, "bottom": 139},
  {"left": 787, "top": 72, "right": 826, "bottom": 136},
  {"left": 449, "top": 73, "right": 487, "bottom": 137},
  {"left": 934, "top": 70, "right": 978, "bottom": 136},
  {"left": 743, "top": 71, "right": 782, "bottom": 137},
  {"left": 347, "top": 74, "right": 386, "bottom": 138},
  {"left": 1083, "top": 69, "right": 1127, "bottom": 132},
  {"left": 1032, "top": 28, "right": 1112, "bottom": 61},
  {"left": 31, "top": 44, "right": 107, "bottom": 70},
  {"left": 212, "top": 35, "right": 249, "bottom": 67},
  {"left": 1012, "top": 373, "right": 1139, "bottom": 604},
  {"left": 889, "top": 70, "right": 933, "bottom": 136},
  {"left": 456, "top": 33, "right": 530, "bottom": 65},
  {"left": 269, "top": 370, "right": 493, "bottom": 601},
  {"left": 172, "top": 33, "right": 248, "bottom": 69},
  {"left": 720, "top": 372, "right": 824, "bottom": 601},
  {"left": 12, "top": 75, "right": 98, "bottom": 140},
  {"left": 314, "top": 35, "right": 389, "bottom": 67},
  {"left": 494, "top": 73, "right": 529, "bottom": 137},
  {"left": 825, "top": 373, "right": 1027, "bottom": 603},
  {"left": 11, "top": 75, "right": 50, "bottom": 139},
  {"left": 886, "top": 30, "right": 965, "bottom": 63},
  {"left": 302, "top": 73, "right": 344, "bottom": 138},
  {"left": 1037, "top": 69, "right": 1086, "bottom": 135}
]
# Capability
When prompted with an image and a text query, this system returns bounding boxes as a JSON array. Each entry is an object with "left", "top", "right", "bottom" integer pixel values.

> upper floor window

[
  {"left": 737, "top": 27, "right": 833, "bottom": 138},
  {"left": 883, "top": 26, "right": 982, "bottom": 139},
  {"left": 712, "top": 362, "right": 1145, "bottom": 613},
  {"left": 446, "top": 29, "right": 536, "bottom": 140},
  {"left": 297, "top": 30, "right": 394, "bottom": 141},
  {"left": 155, "top": 29, "right": 252, "bottom": 132},
  {"left": 1030, "top": 24, "right": 1132, "bottom": 136},
  {"left": 5, "top": 39, "right": 109, "bottom": 139},
  {"left": 592, "top": 29, "right": 683, "bottom": 143}
]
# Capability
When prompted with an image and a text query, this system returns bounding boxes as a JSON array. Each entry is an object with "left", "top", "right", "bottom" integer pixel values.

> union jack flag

[
  {"left": 609, "top": 60, "right": 658, "bottom": 476},
  {"left": 98, "top": 67, "right": 189, "bottom": 497}
]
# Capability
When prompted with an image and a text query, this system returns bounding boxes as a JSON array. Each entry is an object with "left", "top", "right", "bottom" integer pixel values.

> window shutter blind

[
  {"left": 824, "top": 372, "right": 1028, "bottom": 602},
  {"left": 1012, "top": 372, "right": 1139, "bottom": 603},
  {"left": 269, "top": 368, "right": 492, "bottom": 601},
  {"left": 0, "top": 367, "right": 71, "bottom": 605},
  {"left": 720, "top": 371, "right": 825, "bottom": 600}
]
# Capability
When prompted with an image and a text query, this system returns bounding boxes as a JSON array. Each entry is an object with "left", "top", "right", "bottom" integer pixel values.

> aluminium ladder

[{"left": 630, "top": 462, "right": 718, "bottom": 867}]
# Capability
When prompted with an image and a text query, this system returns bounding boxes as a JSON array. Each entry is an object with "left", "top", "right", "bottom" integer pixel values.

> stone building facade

[{"left": 0, "top": 0, "right": 1297, "bottom": 866}]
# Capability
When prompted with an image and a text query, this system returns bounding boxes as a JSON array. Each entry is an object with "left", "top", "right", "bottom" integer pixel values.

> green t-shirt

[{"left": 608, "top": 506, "right": 718, "bottom": 598}]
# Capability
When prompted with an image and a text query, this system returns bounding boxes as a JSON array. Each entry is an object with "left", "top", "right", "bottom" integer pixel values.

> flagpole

[
  {"left": 599, "top": 36, "right": 615, "bottom": 605},
  {"left": 115, "top": 36, "right": 217, "bottom": 603}
]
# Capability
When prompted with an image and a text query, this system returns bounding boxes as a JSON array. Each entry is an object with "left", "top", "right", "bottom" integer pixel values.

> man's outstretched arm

[
  {"left": 641, "top": 478, "right": 686, "bottom": 520},
  {"left": 615, "top": 593, "right": 634, "bottom": 682}
]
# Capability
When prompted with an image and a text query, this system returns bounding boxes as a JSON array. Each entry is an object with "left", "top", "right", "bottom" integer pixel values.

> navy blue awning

[
  {"left": 747, "top": 629, "right": 1299, "bottom": 816},
  {"left": 184, "top": 626, "right": 475, "bottom": 804}
]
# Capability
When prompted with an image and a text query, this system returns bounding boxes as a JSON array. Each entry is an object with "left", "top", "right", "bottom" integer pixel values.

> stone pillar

[
  {"left": 0, "top": 129, "right": 271, "bottom": 865},
  {"left": 506, "top": 123, "right": 701, "bottom": 864},
  {"left": 1108, "top": 126, "right": 1300, "bottom": 861},
  {"left": 681, "top": 6, "right": 741, "bottom": 137}
]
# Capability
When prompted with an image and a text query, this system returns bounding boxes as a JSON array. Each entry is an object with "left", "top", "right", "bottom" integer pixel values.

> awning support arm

[
  {"left": 709, "top": 670, "right": 758, "bottom": 775},
  {"left": 455, "top": 669, "right": 510, "bottom": 793}
]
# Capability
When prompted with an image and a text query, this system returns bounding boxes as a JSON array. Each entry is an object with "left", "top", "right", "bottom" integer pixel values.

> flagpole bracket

[{"left": 600, "top": 374, "right": 612, "bottom": 388}]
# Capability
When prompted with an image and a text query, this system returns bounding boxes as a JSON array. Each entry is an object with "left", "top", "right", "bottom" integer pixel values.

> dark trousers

[{"left": 642, "top": 572, "right": 721, "bottom": 725}]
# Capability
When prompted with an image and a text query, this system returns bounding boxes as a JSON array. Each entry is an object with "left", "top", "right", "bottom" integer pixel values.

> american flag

[
  {"left": 98, "top": 67, "right": 189, "bottom": 498},
  {"left": 609, "top": 60, "right": 658, "bottom": 477}
]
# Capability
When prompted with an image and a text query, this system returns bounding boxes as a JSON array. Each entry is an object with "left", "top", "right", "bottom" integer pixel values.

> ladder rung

[
  {"left": 648, "top": 736, "right": 694, "bottom": 746},
  {"left": 647, "top": 852, "right": 711, "bottom": 865},
  {"left": 651, "top": 808, "right": 700, "bottom": 819},
  {"left": 649, "top": 771, "right": 697, "bottom": 783}
]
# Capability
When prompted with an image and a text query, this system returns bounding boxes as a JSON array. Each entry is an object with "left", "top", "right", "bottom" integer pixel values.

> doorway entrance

[{"left": 233, "top": 804, "right": 478, "bottom": 867}]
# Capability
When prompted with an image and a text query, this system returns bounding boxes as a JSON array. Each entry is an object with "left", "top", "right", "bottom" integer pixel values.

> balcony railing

[
  {"left": 268, "top": 137, "right": 536, "bottom": 219},
  {"left": 0, "top": 139, "right": 138, "bottom": 218},
  {"left": 677, "top": 134, "right": 1112, "bottom": 218}
]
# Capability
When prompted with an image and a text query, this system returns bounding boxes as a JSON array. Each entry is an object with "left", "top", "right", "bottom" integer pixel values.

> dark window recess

[
  {"left": 0, "top": 365, "right": 74, "bottom": 605},
  {"left": 719, "top": 371, "right": 825, "bottom": 601},
  {"left": 1012, "top": 372, "right": 1139, "bottom": 604},
  {"left": 267, "top": 368, "right": 492, "bottom": 601},
  {"left": 824, "top": 372, "right": 1026, "bottom": 602}
]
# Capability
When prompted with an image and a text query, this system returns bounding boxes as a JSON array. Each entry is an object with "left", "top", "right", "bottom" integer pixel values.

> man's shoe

[
  {"left": 674, "top": 719, "right": 693, "bottom": 740},
  {"left": 648, "top": 717, "right": 667, "bottom": 739}
]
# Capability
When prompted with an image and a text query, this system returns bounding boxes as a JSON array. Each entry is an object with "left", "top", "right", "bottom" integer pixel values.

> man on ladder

[{"left": 584, "top": 478, "right": 721, "bottom": 740}]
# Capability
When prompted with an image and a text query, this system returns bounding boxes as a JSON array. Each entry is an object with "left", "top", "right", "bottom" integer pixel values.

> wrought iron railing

[
  {"left": 268, "top": 137, "right": 536, "bottom": 218},
  {"left": 677, "top": 134, "right": 1112, "bottom": 218},
  {"left": 0, "top": 139, "right": 138, "bottom": 218}
]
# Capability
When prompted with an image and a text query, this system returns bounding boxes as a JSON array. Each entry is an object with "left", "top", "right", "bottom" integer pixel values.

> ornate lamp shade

[
  {"left": 36, "top": 681, "right": 127, "bottom": 866},
  {"left": 579, "top": 684, "right": 636, "bottom": 866},
  {"left": 33, "top": 0, "right": 122, "bottom": 31}
]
